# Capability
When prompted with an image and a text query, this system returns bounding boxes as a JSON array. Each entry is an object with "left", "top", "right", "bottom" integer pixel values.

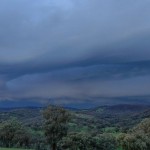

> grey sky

[{"left": 0, "top": 0, "right": 150, "bottom": 105}]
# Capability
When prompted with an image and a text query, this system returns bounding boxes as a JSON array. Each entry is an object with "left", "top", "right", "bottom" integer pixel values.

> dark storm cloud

[{"left": 0, "top": 0, "right": 150, "bottom": 105}]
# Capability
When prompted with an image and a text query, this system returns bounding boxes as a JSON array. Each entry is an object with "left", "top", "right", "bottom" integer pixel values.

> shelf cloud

[{"left": 0, "top": 0, "right": 150, "bottom": 106}]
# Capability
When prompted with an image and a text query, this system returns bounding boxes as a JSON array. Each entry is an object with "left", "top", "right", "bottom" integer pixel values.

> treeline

[
  {"left": 118, "top": 118, "right": 150, "bottom": 150},
  {"left": 0, "top": 106, "right": 149, "bottom": 150},
  {"left": 0, "top": 118, "right": 46, "bottom": 149}
]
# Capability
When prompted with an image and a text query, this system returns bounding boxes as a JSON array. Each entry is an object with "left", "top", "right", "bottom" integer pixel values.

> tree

[
  {"left": 43, "top": 105, "right": 70, "bottom": 150},
  {"left": 0, "top": 118, "right": 22, "bottom": 147},
  {"left": 0, "top": 118, "right": 31, "bottom": 148},
  {"left": 13, "top": 126, "right": 31, "bottom": 148},
  {"left": 58, "top": 133, "right": 117, "bottom": 150},
  {"left": 93, "top": 133, "right": 117, "bottom": 150},
  {"left": 117, "top": 118, "right": 150, "bottom": 150},
  {"left": 58, "top": 133, "right": 93, "bottom": 150},
  {"left": 132, "top": 118, "right": 150, "bottom": 135}
]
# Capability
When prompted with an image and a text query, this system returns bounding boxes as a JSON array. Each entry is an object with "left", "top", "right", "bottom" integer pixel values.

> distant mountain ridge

[
  {"left": 97, "top": 104, "right": 150, "bottom": 113},
  {"left": 0, "top": 96, "right": 150, "bottom": 109}
]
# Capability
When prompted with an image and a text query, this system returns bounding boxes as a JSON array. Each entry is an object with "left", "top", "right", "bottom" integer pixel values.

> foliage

[
  {"left": 0, "top": 118, "right": 31, "bottom": 148},
  {"left": 58, "top": 132, "right": 117, "bottom": 150},
  {"left": 0, "top": 118, "right": 37, "bottom": 149},
  {"left": 93, "top": 133, "right": 117, "bottom": 150},
  {"left": 0, "top": 105, "right": 149, "bottom": 150},
  {"left": 117, "top": 118, "right": 150, "bottom": 150},
  {"left": 43, "top": 106, "right": 70, "bottom": 150}
]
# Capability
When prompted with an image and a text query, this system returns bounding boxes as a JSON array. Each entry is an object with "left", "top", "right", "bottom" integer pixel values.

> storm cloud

[{"left": 0, "top": 0, "right": 150, "bottom": 106}]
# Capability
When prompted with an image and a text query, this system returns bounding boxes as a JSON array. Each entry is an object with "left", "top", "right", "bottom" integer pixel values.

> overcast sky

[{"left": 0, "top": 0, "right": 150, "bottom": 106}]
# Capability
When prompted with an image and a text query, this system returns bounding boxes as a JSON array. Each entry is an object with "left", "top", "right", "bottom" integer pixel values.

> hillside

[
  {"left": 0, "top": 104, "right": 150, "bottom": 149},
  {"left": 0, "top": 104, "right": 149, "bottom": 132}
]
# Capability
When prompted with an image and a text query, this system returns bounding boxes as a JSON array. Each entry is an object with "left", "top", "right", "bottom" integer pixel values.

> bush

[
  {"left": 0, "top": 118, "right": 32, "bottom": 148},
  {"left": 58, "top": 132, "right": 117, "bottom": 150},
  {"left": 118, "top": 118, "right": 150, "bottom": 150}
]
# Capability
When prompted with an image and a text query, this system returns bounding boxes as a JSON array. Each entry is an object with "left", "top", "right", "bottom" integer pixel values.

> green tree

[
  {"left": 58, "top": 133, "right": 117, "bottom": 150},
  {"left": 0, "top": 118, "right": 32, "bottom": 148},
  {"left": 0, "top": 118, "right": 22, "bottom": 147},
  {"left": 43, "top": 106, "right": 70, "bottom": 150},
  {"left": 118, "top": 118, "right": 150, "bottom": 150},
  {"left": 93, "top": 133, "right": 117, "bottom": 150},
  {"left": 13, "top": 126, "right": 31, "bottom": 148},
  {"left": 132, "top": 118, "right": 150, "bottom": 135},
  {"left": 58, "top": 133, "right": 93, "bottom": 150}
]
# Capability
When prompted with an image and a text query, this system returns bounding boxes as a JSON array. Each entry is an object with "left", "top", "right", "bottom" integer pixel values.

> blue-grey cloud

[{"left": 0, "top": 0, "right": 150, "bottom": 105}]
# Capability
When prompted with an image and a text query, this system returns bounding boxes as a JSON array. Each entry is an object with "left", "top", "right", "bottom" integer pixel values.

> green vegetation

[
  {"left": 0, "top": 148, "right": 33, "bottom": 150},
  {"left": 43, "top": 106, "right": 70, "bottom": 150},
  {"left": 117, "top": 118, "right": 150, "bottom": 150},
  {"left": 0, "top": 104, "right": 149, "bottom": 150}
]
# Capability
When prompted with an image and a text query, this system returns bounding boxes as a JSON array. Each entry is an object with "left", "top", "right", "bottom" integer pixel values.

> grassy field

[
  {"left": 0, "top": 148, "right": 33, "bottom": 150},
  {"left": 0, "top": 146, "right": 122, "bottom": 150},
  {"left": 117, "top": 148, "right": 122, "bottom": 150}
]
